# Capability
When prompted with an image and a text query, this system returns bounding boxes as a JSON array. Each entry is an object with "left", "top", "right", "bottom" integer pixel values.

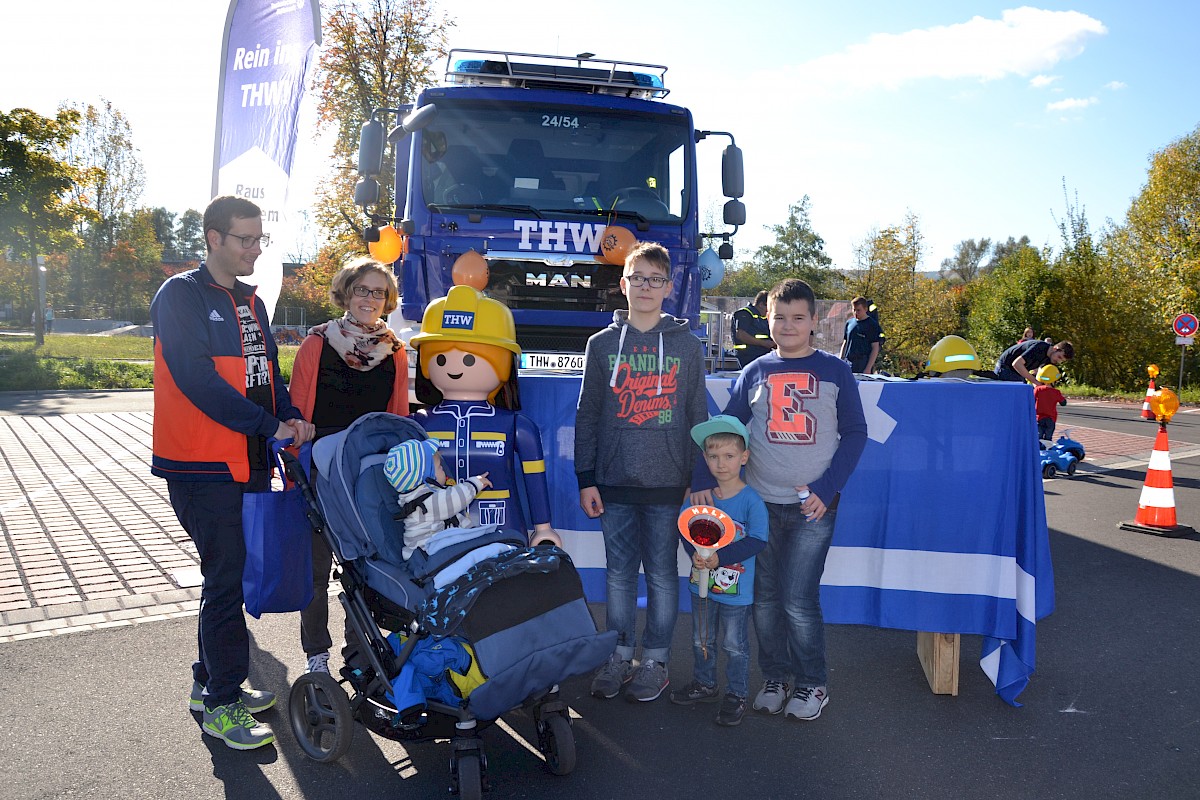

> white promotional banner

[{"left": 212, "top": 0, "right": 320, "bottom": 320}]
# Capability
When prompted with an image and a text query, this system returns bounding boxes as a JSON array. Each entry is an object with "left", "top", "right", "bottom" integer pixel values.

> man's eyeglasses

[
  {"left": 625, "top": 274, "right": 669, "bottom": 288},
  {"left": 216, "top": 231, "right": 270, "bottom": 249},
  {"left": 352, "top": 285, "right": 388, "bottom": 300}
]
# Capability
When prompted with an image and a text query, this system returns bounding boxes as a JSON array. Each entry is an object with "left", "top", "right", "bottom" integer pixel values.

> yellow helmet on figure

[
  {"left": 1035, "top": 364, "right": 1060, "bottom": 384},
  {"left": 925, "top": 335, "right": 980, "bottom": 377},
  {"left": 409, "top": 284, "right": 521, "bottom": 356}
]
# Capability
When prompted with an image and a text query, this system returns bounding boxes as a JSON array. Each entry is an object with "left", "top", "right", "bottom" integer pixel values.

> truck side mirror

[
  {"left": 354, "top": 176, "right": 380, "bottom": 208},
  {"left": 387, "top": 103, "right": 439, "bottom": 143},
  {"left": 723, "top": 199, "right": 746, "bottom": 227},
  {"left": 722, "top": 144, "right": 744, "bottom": 199},
  {"left": 357, "top": 118, "right": 384, "bottom": 177}
]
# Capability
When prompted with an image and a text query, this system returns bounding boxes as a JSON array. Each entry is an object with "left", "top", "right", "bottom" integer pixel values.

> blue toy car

[{"left": 1040, "top": 433, "right": 1085, "bottom": 478}]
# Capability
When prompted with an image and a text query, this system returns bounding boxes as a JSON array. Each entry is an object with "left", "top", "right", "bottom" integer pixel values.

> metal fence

[{"left": 700, "top": 296, "right": 852, "bottom": 371}]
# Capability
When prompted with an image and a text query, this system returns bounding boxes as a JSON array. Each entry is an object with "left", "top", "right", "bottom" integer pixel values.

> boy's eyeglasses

[
  {"left": 216, "top": 231, "right": 270, "bottom": 249},
  {"left": 625, "top": 274, "right": 669, "bottom": 288},
  {"left": 352, "top": 285, "right": 388, "bottom": 300}
]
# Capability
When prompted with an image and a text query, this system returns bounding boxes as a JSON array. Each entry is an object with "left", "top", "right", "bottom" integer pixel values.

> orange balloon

[
  {"left": 368, "top": 225, "right": 403, "bottom": 263},
  {"left": 598, "top": 225, "right": 636, "bottom": 266},
  {"left": 452, "top": 250, "right": 489, "bottom": 290}
]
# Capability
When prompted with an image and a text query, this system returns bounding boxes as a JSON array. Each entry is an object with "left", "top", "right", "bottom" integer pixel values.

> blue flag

[{"left": 213, "top": 0, "right": 321, "bottom": 320}]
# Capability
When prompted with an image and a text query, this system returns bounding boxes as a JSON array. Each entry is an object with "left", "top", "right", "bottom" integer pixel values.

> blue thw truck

[{"left": 354, "top": 48, "right": 745, "bottom": 366}]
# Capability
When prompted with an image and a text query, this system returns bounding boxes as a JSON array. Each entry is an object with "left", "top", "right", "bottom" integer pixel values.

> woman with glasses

[{"left": 288, "top": 256, "right": 409, "bottom": 675}]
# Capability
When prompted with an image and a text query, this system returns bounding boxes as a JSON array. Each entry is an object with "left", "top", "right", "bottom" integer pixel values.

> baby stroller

[{"left": 280, "top": 412, "right": 616, "bottom": 797}]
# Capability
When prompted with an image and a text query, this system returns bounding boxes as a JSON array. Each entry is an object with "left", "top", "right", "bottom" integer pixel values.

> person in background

[
  {"left": 288, "top": 256, "right": 408, "bottom": 675},
  {"left": 840, "top": 296, "right": 882, "bottom": 374},
  {"left": 1018, "top": 326, "right": 1034, "bottom": 343},
  {"left": 994, "top": 339, "right": 1074, "bottom": 383},
  {"left": 730, "top": 291, "right": 774, "bottom": 368},
  {"left": 152, "top": 195, "right": 315, "bottom": 751},
  {"left": 44, "top": 302, "right": 55, "bottom": 333}
]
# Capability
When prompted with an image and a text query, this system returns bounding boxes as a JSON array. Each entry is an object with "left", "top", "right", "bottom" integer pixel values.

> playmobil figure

[{"left": 408, "top": 284, "right": 560, "bottom": 547}]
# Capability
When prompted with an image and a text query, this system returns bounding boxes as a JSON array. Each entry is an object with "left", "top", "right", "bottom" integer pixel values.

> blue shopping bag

[{"left": 242, "top": 439, "right": 313, "bottom": 618}]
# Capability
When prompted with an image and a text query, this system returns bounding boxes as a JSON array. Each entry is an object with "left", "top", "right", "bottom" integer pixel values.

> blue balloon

[{"left": 698, "top": 248, "right": 725, "bottom": 289}]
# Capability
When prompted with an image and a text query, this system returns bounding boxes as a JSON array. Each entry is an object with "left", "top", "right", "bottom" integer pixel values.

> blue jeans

[
  {"left": 690, "top": 598, "right": 751, "bottom": 698},
  {"left": 168, "top": 472, "right": 266, "bottom": 708},
  {"left": 599, "top": 501, "right": 680, "bottom": 664},
  {"left": 1037, "top": 417, "right": 1055, "bottom": 441},
  {"left": 753, "top": 502, "right": 836, "bottom": 688}
]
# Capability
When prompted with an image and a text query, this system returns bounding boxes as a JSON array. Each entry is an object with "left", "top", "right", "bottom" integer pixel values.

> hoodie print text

[{"left": 609, "top": 348, "right": 681, "bottom": 425}]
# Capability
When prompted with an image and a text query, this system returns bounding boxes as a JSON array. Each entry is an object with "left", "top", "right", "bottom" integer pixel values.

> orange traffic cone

[
  {"left": 1140, "top": 378, "right": 1156, "bottom": 421},
  {"left": 1119, "top": 425, "right": 1195, "bottom": 537}
]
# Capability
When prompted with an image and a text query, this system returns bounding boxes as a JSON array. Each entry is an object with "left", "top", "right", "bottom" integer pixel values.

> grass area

[
  {"left": 1061, "top": 382, "right": 1200, "bottom": 406},
  {"left": 0, "top": 334, "right": 298, "bottom": 392}
]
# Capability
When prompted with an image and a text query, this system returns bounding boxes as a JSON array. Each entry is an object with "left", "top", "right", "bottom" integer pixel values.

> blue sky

[{"left": 3, "top": 1, "right": 1197, "bottom": 271}]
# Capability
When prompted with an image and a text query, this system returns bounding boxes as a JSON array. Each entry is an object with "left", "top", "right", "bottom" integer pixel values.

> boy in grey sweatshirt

[{"left": 575, "top": 241, "right": 709, "bottom": 703}]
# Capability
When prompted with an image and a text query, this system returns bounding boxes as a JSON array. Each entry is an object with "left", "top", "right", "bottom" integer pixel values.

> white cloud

[
  {"left": 780, "top": 8, "right": 1106, "bottom": 93},
  {"left": 1105, "top": 80, "right": 1127, "bottom": 90},
  {"left": 1030, "top": 74, "right": 1060, "bottom": 88},
  {"left": 1046, "top": 96, "right": 1098, "bottom": 111}
]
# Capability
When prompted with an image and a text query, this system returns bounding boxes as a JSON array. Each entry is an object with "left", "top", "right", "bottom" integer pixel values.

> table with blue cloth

[{"left": 515, "top": 371, "right": 1054, "bottom": 706}]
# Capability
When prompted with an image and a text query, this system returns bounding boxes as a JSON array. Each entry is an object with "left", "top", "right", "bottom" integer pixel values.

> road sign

[{"left": 1172, "top": 313, "right": 1198, "bottom": 337}]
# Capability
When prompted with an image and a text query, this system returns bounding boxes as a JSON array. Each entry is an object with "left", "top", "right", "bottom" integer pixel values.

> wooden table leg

[{"left": 916, "top": 631, "right": 960, "bottom": 695}]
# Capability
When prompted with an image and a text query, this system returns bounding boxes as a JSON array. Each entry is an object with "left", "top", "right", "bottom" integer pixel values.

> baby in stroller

[{"left": 286, "top": 411, "right": 615, "bottom": 798}]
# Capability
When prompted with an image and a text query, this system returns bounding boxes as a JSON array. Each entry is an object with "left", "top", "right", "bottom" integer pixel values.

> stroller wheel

[
  {"left": 289, "top": 672, "right": 354, "bottom": 763},
  {"left": 452, "top": 751, "right": 483, "bottom": 800},
  {"left": 538, "top": 712, "right": 576, "bottom": 776}
]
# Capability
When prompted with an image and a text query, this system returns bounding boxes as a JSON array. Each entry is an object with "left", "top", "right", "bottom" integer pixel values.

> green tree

[
  {"left": 58, "top": 99, "right": 145, "bottom": 308},
  {"left": 939, "top": 237, "right": 992, "bottom": 284},
  {"left": 313, "top": 0, "right": 454, "bottom": 262},
  {"left": 844, "top": 213, "right": 957, "bottom": 373},
  {"left": 967, "top": 243, "right": 1060, "bottom": 367},
  {"left": 0, "top": 107, "right": 90, "bottom": 344},
  {"left": 149, "top": 207, "right": 178, "bottom": 261},
  {"left": 1106, "top": 123, "right": 1200, "bottom": 389},
  {"left": 746, "top": 197, "right": 838, "bottom": 296},
  {"left": 176, "top": 208, "right": 204, "bottom": 261},
  {"left": 93, "top": 209, "right": 163, "bottom": 322}
]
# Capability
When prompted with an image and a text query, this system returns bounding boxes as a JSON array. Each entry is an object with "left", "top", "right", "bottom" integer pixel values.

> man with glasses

[{"left": 151, "top": 195, "right": 315, "bottom": 750}]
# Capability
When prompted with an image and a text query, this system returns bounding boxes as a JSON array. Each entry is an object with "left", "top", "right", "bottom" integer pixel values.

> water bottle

[{"left": 797, "top": 488, "right": 815, "bottom": 522}]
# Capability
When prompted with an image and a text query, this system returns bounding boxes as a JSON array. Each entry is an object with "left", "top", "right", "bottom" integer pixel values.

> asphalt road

[{"left": 2, "top": 393, "right": 1199, "bottom": 798}]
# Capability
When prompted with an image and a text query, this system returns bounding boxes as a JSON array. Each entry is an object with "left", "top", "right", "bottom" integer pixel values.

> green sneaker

[
  {"left": 202, "top": 700, "right": 276, "bottom": 750},
  {"left": 189, "top": 680, "right": 276, "bottom": 714}
]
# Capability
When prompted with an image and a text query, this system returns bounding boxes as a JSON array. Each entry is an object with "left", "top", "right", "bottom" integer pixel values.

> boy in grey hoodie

[{"left": 575, "top": 240, "right": 709, "bottom": 703}]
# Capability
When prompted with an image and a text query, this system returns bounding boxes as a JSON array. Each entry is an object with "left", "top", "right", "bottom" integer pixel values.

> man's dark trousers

[{"left": 168, "top": 470, "right": 267, "bottom": 708}]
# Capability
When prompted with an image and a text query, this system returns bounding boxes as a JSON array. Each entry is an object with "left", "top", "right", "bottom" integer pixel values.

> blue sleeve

[
  {"left": 808, "top": 363, "right": 868, "bottom": 504},
  {"left": 152, "top": 277, "right": 279, "bottom": 438},
  {"left": 717, "top": 495, "right": 768, "bottom": 565},
  {"left": 516, "top": 412, "right": 552, "bottom": 527},
  {"left": 573, "top": 336, "right": 605, "bottom": 489}
]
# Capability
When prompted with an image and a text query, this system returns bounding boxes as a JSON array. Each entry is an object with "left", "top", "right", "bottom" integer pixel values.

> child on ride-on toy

[{"left": 1034, "top": 364, "right": 1067, "bottom": 442}]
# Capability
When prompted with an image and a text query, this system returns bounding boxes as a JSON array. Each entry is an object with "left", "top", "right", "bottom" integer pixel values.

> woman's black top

[{"left": 312, "top": 339, "right": 396, "bottom": 439}]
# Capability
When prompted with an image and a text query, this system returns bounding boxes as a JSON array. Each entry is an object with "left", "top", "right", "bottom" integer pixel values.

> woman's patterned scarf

[{"left": 309, "top": 313, "right": 402, "bottom": 371}]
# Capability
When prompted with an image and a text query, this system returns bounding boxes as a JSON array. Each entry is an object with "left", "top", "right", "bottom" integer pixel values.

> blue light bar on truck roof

[{"left": 445, "top": 48, "right": 669, "bottom": 99}]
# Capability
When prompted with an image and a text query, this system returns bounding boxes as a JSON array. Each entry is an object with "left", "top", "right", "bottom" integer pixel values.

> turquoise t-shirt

[{"left": 683, "top": 485, "right": 769, "bottom": 606}]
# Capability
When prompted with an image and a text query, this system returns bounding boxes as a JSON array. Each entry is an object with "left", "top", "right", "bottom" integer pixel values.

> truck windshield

[{"left": 416, "top": 100, "right": 691, "bottom": 222}]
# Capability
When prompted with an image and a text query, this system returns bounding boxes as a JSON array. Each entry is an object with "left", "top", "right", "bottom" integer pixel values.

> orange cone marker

[
  {"left": 1140, "top": 378, "right": 1156, "bottom": 421},
  {"left": 1120, "top": 424, "right": 1195, "bottom": 537}
]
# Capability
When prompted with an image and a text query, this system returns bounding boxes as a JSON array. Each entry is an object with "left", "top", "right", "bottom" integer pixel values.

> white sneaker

[
  {"left": 306, "top": 652, "right": 331, "bottom": 674},
  {"left": 784, "top": 686, "right": 829, "bottom": 720},
  {"left": 751, "top": 680, "right": 791, "bottom": 714}
]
